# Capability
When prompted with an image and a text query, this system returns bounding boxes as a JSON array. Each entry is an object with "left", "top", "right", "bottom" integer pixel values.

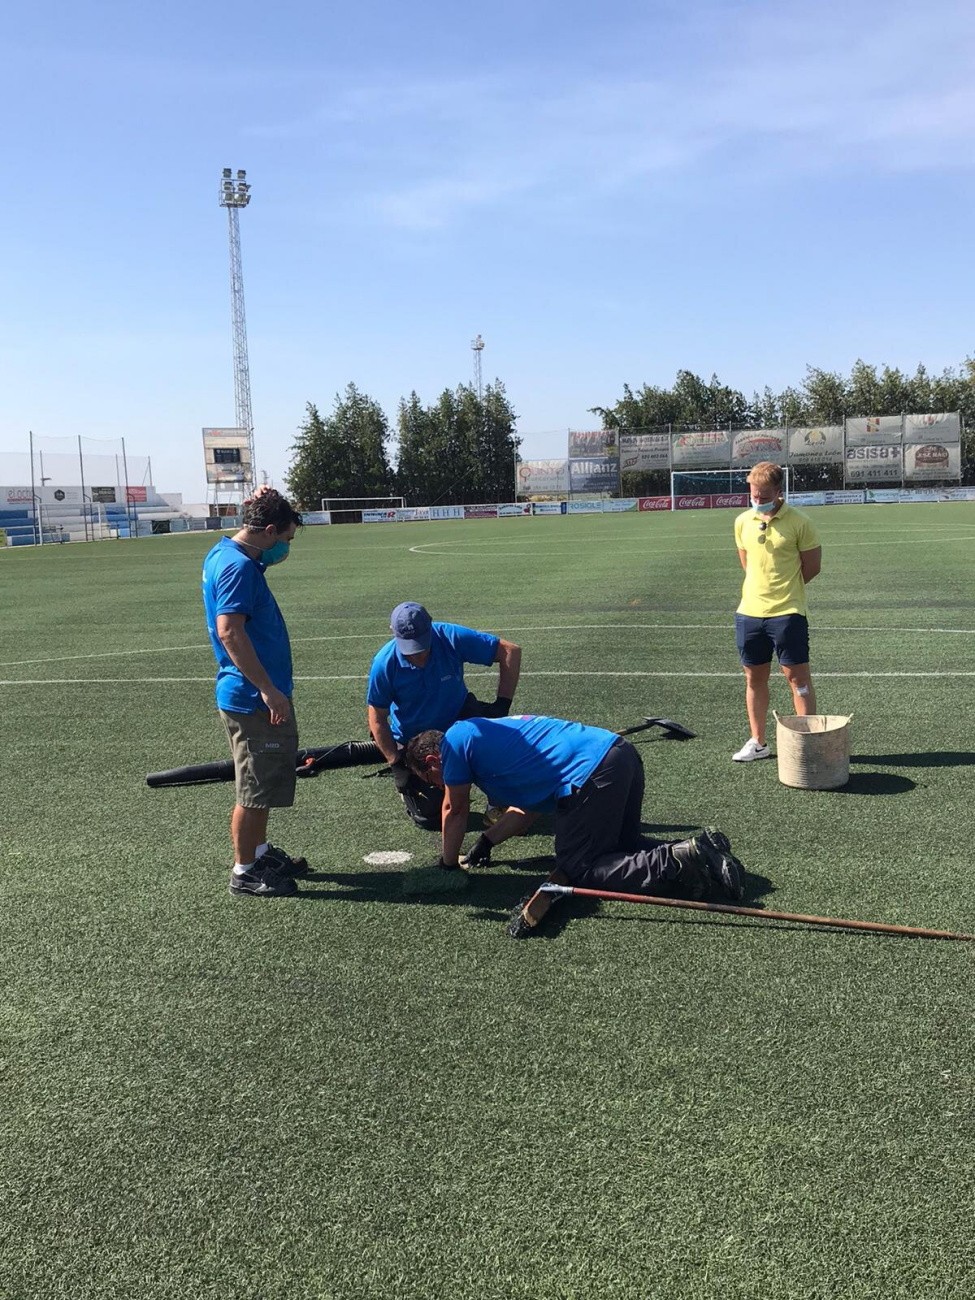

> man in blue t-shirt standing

[
  {"left": 202, "top": 487, "right": 306, "bottom": 898},
  {"left": 404, "top": 715, "right": 746, "bottom": 938},
  {"left": 367, "top": 602, "right": 522, "bottom": 829}
]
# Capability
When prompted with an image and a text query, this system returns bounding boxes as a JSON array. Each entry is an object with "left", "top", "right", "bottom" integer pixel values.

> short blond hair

[{"left": 747, "top": 461, "right": 784, "bottom": 492}]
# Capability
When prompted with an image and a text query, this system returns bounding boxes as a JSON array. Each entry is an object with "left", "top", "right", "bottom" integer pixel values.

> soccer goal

[
  {"left": 320, "top": 495, "right": 405, "bottom": 525},
  {"left": 669, "top": 467, "right": 790, "bottom": 509}
]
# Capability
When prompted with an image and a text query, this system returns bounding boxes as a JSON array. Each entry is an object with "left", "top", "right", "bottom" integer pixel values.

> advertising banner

[
  {"left": 619, "top": 433, "right": 670, "bottom": 472},
  {"left": 673, "top": 494, "right": 710, "bottom": 511},
  {"left": 302, "top": 510, "right": 331, "bottom": 524},
  {"left": 516, "top": 459, "right": 569, "bottom": 495},
  {"left": 126, "top": 486, "right": 148, "bottom": 503},
  {"left": 464, "top": 504, "right": 499, "bottom": 519},
  {"left": 671, "top": 430, "right": 732, "bottom": 469},
  {"left": 788, "top": 492, "right": 828, "bottom": 507},
  {"left": 531, "top": 501, "right": 566, "bottom": 515},
  {"left": 601, "top": 498, "right": 640, "bottom": 512},
  {"left": 900, "top": 489, "right": 950, "bottom": 502},
  {"left": 498, "top": 502, "right": 531, "bottom": 517},
  {"left": 845, "top": 445, "right": 902, "bottom": 482},
  {"left": 864, "top": 489, "right": 903, "bottom": 504},
  {"left": 569, "top": 430, "right": 618, "bottom": 458},
  {"left": 825, "top": 489, "right": 865, "bottom": 504},
  {"left": 363, "top": 508, "right": 398, "bottom": 523},
  {"left": 731, "top": 429, "right": 786, "bottom": 468},
  {"left": 788, "top": 425, "right": 844, "bottom": 465},
  {"left": 395, "top": 507, "right": 430, "bottom": 522},
  {"left": 639, "top": 496, "right": 671, "bottom": 511},
  {"left": 903, "top": 443, "right": 961, "bottom": 482},
  {"left": 91, "top": 486, "right": 117, "bottom": 504},
  {"left": 903, "top": 412, "right": 961, "bottom": 444},
  {"left": 569, "top": 457, "right": 618, "bottom": 493},
  {"left": 567, "top": 499, "right": 603, "bottom": 514},
  {"left": 845, "top": 416, "right": 903, "bottom": 447},
  {"left": 4, "top": 486, "right": 33, "bottom": 504},
  {"left": 429, "top": 505, "right": 465, "bottom": 520},
  {"left": 944, "top": 487, "right": 975, "bottom": 501},
  {"left": 711, "top": 492, "right": 748, "bottom": 509}
]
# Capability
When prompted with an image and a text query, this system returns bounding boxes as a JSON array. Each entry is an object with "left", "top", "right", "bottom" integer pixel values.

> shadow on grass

[
  {"left": 829, "top": 771, "right": 915, "bottom": 795},
  {"left": 852, "top": 752, "right": 975, "bottom": 769}
]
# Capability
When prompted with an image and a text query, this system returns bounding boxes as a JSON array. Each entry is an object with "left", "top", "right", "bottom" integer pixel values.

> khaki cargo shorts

[{"left": 221, "top": 704, "right": 299, "bottom": 808}]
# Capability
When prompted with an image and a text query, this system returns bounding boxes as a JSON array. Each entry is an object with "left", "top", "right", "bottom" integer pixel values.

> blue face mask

[
  {"left": 751, "top": 497, "right": 778, "bottom": 515},
  {"left": 262, "top": 539, "right": 291, "bottom": 566}
]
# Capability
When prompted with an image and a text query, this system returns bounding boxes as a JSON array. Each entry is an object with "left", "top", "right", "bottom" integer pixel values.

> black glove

[
  {"left": 461, "top": 834, "right": 493, "bottom": 869},
  {"left": 492, "top": 696, "right": 513, "bottom": 718},
  {"left": 391, "top": 759, "right": 412, "bottom": 793}
]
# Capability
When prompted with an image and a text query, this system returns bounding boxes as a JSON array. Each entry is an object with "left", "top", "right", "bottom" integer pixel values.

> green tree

[
  {"left": 285, "top": 385, "right": 393, "bottom": 509},
  {"left": 394, "top": 382, "right": 520, "bottom": 505}
]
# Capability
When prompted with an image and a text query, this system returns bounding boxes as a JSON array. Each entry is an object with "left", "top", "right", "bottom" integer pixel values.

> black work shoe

[
  {"left": 230, "top": 860, "right": 299, "bottom": 897},
  {"left": 669, "top": 840, "right": 709, "bottom": 900},
  {"left": 260, "top": 844, "right": 309, "bottom": 878},
  {"left": 695, "top": 828, "right": 745, "bottom": 901}
]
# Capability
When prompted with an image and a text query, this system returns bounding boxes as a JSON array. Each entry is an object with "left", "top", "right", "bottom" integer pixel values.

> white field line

[
  {"left": 3, "top": 620, "right": 975, "bottom": 670},
  {"left": 409, "top": 534, "right": 975, "bottom": 556},
  {"left": 5, "top": 670, "right": 975, "bottom": 687}
]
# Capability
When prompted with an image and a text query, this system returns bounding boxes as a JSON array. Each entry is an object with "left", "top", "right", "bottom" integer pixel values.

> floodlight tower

[
  {"left": 471, "top": 334, "right": 485, "bottom": 401},
  {"left": 219, "top": 167, "right": 256, "bottom": 497}
]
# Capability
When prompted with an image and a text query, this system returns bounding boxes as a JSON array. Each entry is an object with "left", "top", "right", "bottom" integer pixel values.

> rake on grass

[{"left": 537, "top": 884, "right": 975, "bottom": 943}]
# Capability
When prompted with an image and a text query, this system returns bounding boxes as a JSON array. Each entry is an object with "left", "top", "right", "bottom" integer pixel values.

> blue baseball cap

[{"left": 390, "top": 601, "right": 433, "bottom": 654}]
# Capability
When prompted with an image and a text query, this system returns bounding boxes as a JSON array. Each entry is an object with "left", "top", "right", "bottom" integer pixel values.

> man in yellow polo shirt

[{"left": 732, "top": 461, "right": 822, "bottom": 762}]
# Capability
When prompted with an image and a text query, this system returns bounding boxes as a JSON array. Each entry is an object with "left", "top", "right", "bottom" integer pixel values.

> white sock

[
  {"left": 233, "top": 862, "right": 256, "bottom": 876},
  {"left": 255, "top": 843, "right": 269, "bottom": 859}
]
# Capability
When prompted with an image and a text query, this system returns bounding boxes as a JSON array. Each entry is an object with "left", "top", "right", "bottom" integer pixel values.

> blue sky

[{"left": 1, "top": 0, "right": 973, "bottom": 499}]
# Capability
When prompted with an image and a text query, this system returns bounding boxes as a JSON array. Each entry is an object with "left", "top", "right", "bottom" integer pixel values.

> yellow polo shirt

[{"left": 734, "top": 503, "right": 820, "bottom": 618}]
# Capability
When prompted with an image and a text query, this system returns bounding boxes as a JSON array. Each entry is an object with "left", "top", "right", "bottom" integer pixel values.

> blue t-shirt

[
  {"left": 366, "top": 622, "right": 500, "bottom": 742},
  {"left": 440, "top": 715, "right": 618, "bottom": 812},
  {"left": 202, "top": 536, "right": 293, "bottom": 713}
]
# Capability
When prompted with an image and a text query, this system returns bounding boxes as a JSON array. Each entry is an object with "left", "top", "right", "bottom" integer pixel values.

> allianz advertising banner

[
  {"left": 788, "top": 425, "right": 844, "bottom": 465},
  {"left": 903, "top": 412, "right": 961, "bottom": 444},
  {"left": 516, "top": 459, "right": 569, "bottom": 496},
  {"left": 731, "top": 429, "right": 787, "bottom": 468},
  {"left": 569, "top": 457, "right": 618, "bottom": 492},
  {"left": 903, "top": 442, "right": 961, "bottom": 482},
  {"left": 619, "top": 433, "right": 671, "bottom": 472},
  {"left": 845, "top": 445, "right": 902, "bottom": 482},
  {"left": 671, "top": 429, "right": 732, "bottom": 469}
]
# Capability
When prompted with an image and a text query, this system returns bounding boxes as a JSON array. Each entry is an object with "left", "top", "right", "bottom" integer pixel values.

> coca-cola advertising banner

[
  {"left": 903, "top": 412, "right": 961, "bottom": 444},
  {"left": 788, "top": 425, "right": 844, "bottom": 465},
  {"left": 711, "top": 493, "right": 748, "bottom": 509},
  {"left": 671, "top": 430, "right": 732, "bottom": 469},
  {"left": 731, "top": 429, "right": 786, "bottom": 468},
  {"left": 619, "top": 433, "right": 671, "bottom": 471},
  {"left": 673, "top": 494, "right": 710, "bottom": 510},
  {"left": 639, "top": 496, "right": 671, "bottom": 511}
]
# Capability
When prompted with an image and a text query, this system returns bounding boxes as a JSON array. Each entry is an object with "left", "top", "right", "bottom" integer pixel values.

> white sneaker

[{"left": 732, "top": 738, "right": 772, "bottom": 762}]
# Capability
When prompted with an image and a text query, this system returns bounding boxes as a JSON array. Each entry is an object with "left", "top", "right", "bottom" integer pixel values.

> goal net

[
  {"left": 320, "top": 495, "right": 405, "bottom": 525},
  {"left": 669, "top": 467, "right": 790, "bottom": 508}
]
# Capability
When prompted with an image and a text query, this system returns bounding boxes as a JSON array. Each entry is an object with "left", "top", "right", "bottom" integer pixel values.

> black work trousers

[{"left": 554, "top": 739, "right": 679, "bottom": 893}]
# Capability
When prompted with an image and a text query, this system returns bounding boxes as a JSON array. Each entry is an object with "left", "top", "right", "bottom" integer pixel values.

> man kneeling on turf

[
  {"left": 367, "top": 602, "right": 522, "bottom": 830},
  {"left": 404, "top": 714, "right": 746, "bottom": 938}
]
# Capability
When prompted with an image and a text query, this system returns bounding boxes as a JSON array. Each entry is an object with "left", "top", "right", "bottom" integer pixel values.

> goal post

[
  {"left": 319, "top": 495, "right": 406, "bottom": 525},
  {"left": 669, "top": 467, "right": 790, "bottom": 509}
]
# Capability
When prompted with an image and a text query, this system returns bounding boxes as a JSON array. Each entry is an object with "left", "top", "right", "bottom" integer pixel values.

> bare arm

[
  {"left": 367, "top": 705, "right": 400, "bottom": 765},
  {"left": 216, "top": 612, "right": 291, "bottom": 724},
  {"left": 494, "top": 638, "right": 522, "bottom": 701},
  {"left": 800, "top": 546, "right": 822, "bottom": 584},
  {"left": 441, "top": 782, "right": 471, "bottom": 866}
]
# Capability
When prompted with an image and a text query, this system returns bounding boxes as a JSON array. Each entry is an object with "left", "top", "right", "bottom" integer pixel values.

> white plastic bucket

[{"left": 774, "top": 712, "right": 853, "bottom": 790}]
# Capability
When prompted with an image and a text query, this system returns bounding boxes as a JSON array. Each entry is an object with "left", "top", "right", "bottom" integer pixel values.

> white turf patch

[{"left": 363, "top": 850, "right": 413, "bottom": 866}]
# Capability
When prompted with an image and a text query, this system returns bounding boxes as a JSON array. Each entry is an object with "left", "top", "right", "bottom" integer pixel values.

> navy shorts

[{"left": 735, "top": 613, "right": 810, "bottom": 668}]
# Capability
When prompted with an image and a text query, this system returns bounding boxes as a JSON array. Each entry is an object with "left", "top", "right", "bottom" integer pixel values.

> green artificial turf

[{"left": 2, "top": 506, "right": 975, "bottom": 1299}]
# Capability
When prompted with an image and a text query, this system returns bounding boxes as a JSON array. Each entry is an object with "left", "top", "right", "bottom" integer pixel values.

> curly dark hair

[
  {"left": 404, "top": 730, "right": 445, "bottom": 776},
  {"left": 241, "top": 488, "right": 303, "bottom": 534}
]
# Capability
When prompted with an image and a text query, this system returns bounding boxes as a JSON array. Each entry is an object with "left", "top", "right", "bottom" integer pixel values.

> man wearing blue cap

[{"left": 367, "top": 603, "right": 522, "bottom": 829}]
